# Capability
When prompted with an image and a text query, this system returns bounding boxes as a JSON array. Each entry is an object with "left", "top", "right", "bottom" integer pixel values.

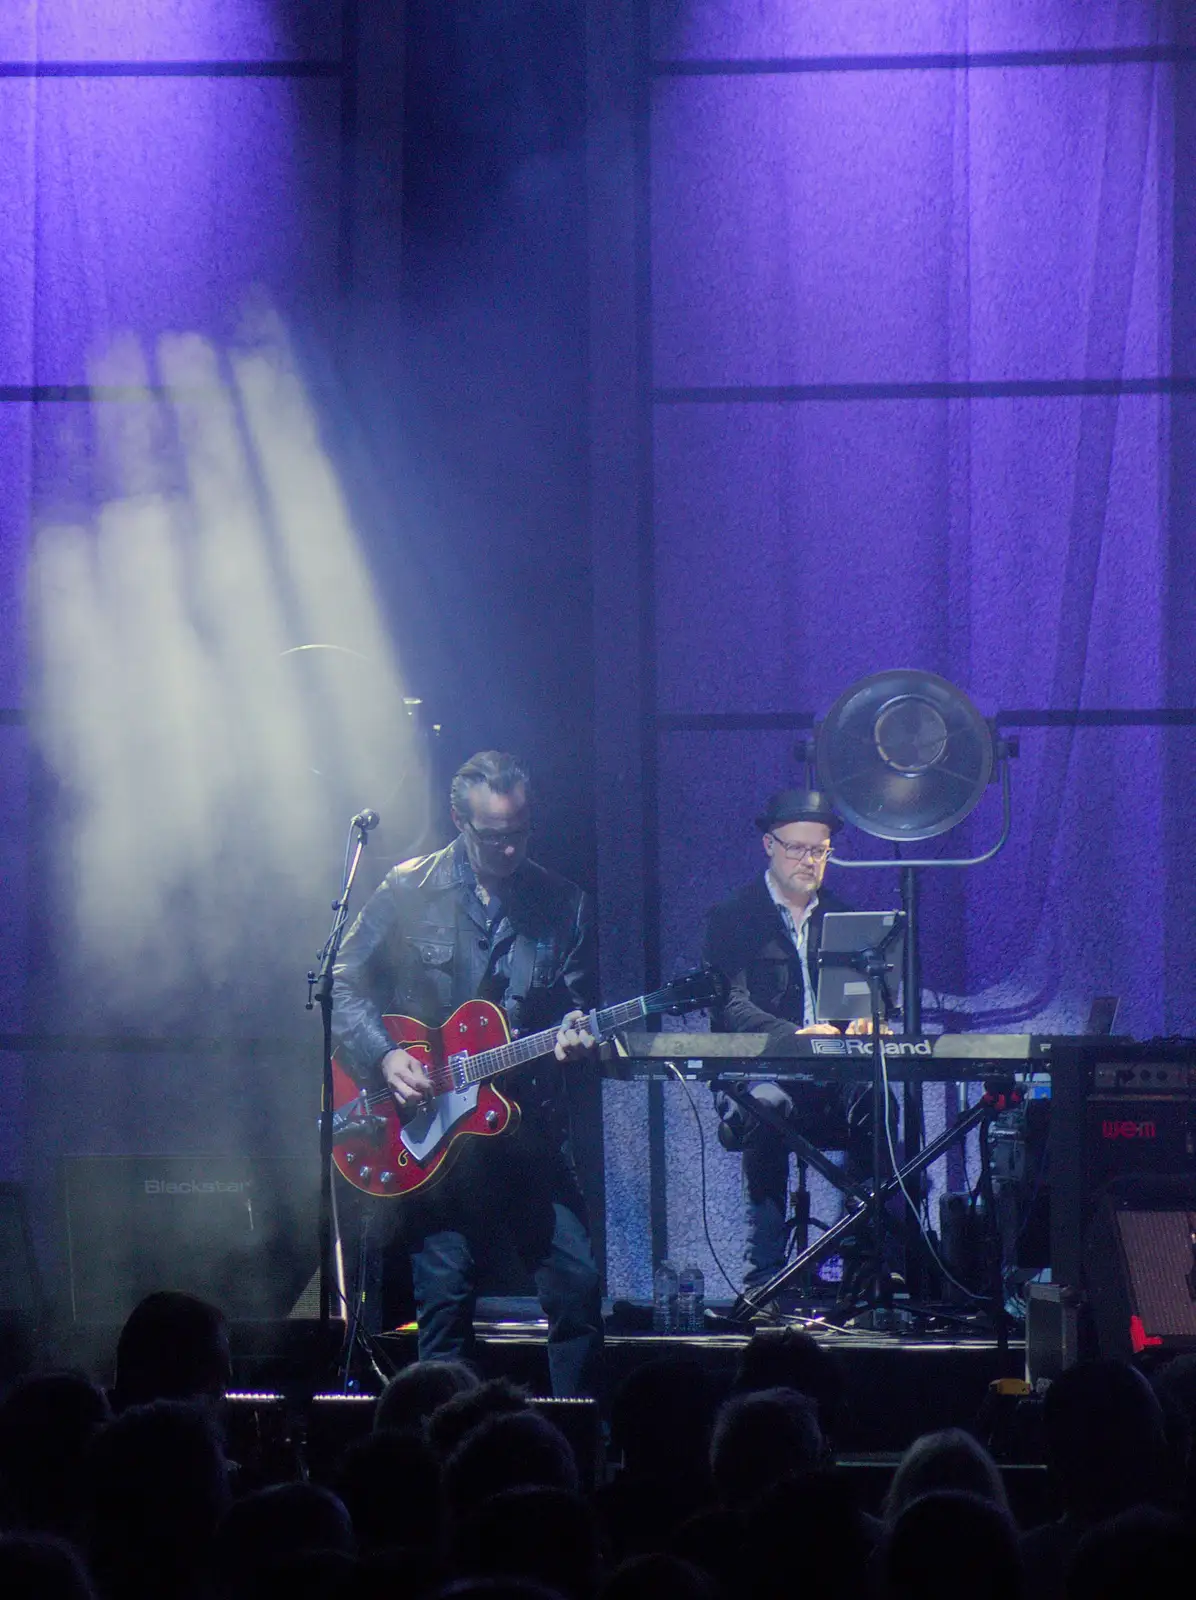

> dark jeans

[
  {"left": 341, "top": 1128, "right": 604, "bottom": 1399},
  {"left": 410, "top": 1200, "right": 603, "bottom": 1398}
]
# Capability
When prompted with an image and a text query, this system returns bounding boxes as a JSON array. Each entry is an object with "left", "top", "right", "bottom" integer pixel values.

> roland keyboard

[
  {"left": 606, "top": 1034, "right": 1196, "bottom": 1292},
  {"left": 605, "top": 1033, "right": 1135, "bottom": 1081}
]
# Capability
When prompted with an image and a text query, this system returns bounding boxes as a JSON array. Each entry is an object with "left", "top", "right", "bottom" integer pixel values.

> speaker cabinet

[
  {"left": 0, "top": 1184, "right": 42, "bottom": 1381},
  {"left": 0, "top": 1184, "right": 40, "bottom": 1316},
  {"left": 1084, "top": 1177, "right": 1196, "bottom": 1357},
  {"left": 1085, "top": 1095, "right": 1196, "bottom": 1193},
  {"left": 64, "top": 1155, "right": 318, "bottom": 1325}
]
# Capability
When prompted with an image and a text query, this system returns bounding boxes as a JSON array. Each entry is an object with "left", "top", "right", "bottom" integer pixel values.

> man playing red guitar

[{"left": 331, "top": 750, "right": 602, "bottom": 1397}]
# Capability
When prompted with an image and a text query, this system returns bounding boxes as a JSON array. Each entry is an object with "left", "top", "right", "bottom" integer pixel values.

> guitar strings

[{"left": 349, "top": 994, "right": 653, "bottom": 1109}]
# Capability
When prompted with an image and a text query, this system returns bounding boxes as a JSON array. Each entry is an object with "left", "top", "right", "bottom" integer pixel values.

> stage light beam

[{"left": 28, "top": 314, "right": 424, "bottom": 1017}]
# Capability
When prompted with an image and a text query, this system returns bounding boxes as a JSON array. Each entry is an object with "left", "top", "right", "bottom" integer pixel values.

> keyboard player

[{"left": 702, "top": 788, "right": 876, "bottom": 1299}]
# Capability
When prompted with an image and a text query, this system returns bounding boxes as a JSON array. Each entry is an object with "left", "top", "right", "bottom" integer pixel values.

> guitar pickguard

[{"left": 398, "top": 1083, "right": 480, "bottom": 1163}]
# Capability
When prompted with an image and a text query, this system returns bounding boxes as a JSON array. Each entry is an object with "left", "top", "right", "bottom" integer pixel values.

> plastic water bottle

[
  {"left": 653, "top": 1259, "right": 679, "bottom": 1332},
  {"left": 678, "top": 1262, "right": 705, "bottom": 1333}
]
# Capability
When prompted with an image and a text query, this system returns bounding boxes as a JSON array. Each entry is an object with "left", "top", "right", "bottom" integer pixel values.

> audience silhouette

[
  {"left": 0, "top": 1372, "right": 110, "bottom": 1537},
  {"left": 110, "top": 1292, "right": 231, "bottom": 1414},
  {"left": 375, "top": 1359, "right": 480, "bottom": 1435},
  {"left": 0, "top": 1292, "right": 1188, "bottom": 1600},
  {"left": 885, "top": 1489, "right": 1024, "bottom": 1600},
  {"left": 1020, "top": 1358, "right": 1169, "bottom": 1600},
  {"left": 883, "top": 1426, "right": 1011, "bottom": 1523}
]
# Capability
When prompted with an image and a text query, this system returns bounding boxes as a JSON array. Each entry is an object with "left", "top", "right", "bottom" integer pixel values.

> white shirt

[{"left": 765, "top": 871, "right": 819, "bottom": 1027}]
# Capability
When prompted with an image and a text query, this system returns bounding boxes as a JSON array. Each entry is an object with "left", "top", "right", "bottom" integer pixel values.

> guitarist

[{"left": 331, "top": 750, "right": 603, "bottom": 1397}]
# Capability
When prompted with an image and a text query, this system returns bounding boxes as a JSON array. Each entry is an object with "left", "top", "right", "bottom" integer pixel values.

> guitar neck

[{"left": 463, "top": 995, "right": 649, "bottom": 1084}]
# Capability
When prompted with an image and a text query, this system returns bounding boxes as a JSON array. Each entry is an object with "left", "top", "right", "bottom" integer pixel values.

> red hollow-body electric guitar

[{"left": 331, "top": 969, "right": 724, "bottom": 1198}]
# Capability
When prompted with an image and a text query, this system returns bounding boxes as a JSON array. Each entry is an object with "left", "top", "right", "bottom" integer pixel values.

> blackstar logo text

[{"left": 143, "top": 1179, "right": 253, "bottom": 1194}]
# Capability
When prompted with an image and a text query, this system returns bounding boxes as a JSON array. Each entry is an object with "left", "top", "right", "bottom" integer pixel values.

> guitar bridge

[
  {"left": 331, "top": 1095, "right": 388, "bottom": 1144},
  {"left": 333, "top": 1114, "right": 388, "bottom": 1145}
]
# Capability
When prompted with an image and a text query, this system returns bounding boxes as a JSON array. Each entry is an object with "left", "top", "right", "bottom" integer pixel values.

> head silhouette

[
  {"left": 112, "top": 1292, "right": 231, "bottom": 1412},
  {"left": 885, "top": 1490, "right": 1022, "bottom": 1600},
  {"left": 1043, "top": 1360, "right": 1167, "bottom": 1521},
  {"left": 884, "top": 1429, "right": 1009, "bottom": 1523},
  {"left": 709, "top": 1387, "right": 824, "bottom": 1511}
]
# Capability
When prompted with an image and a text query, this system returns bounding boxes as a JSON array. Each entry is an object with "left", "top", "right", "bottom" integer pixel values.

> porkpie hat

[{"left": 753, "top": 788, "right": 843, "bottom": 835}]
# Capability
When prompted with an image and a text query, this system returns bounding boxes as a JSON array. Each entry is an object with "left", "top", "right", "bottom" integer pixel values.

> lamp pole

[{"left": 900, "top": 865, "right": 921, "bottom": 1035}]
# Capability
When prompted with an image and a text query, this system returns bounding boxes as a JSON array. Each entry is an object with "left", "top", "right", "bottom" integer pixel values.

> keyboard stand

[
  {"left": 727, "top": 1075, "right": 1018, "bottom": 1357},
  {"left": 710, "top": 1074, "right": 871, "bottom": 1207}
]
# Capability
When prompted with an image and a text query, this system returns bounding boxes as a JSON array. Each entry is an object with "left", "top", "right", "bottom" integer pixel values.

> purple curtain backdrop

[
  {"left": 1, "top": 0, "right": 599, "bottom": 1308},
  {"left": 592, "top": 0, "right": 1196, "bottom": 1294},
  {"left": 0, "top": 3, "right": 349, "bottom": 1274}
]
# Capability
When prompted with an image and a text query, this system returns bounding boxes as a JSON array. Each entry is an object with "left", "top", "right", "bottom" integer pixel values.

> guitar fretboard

[{"left": 458, "top": 995, "right": 650, "bottom": 1085}]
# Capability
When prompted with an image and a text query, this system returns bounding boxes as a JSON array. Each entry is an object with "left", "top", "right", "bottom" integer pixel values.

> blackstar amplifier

[{"left": 64, "top": 1155, "right": 318, "bottom": 1325}]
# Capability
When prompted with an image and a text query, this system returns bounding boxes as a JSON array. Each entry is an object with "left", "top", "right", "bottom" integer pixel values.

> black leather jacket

[{"left": 331, "top": 836, "right": 595, "bottom": 1131}]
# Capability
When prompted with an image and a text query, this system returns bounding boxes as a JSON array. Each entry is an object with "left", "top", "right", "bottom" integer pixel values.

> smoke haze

[{"left": 29, "top": 312, "right": 426, "bottom": 1024}]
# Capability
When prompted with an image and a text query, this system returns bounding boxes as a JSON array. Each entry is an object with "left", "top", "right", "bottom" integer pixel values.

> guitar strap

[{"left": 504, "top": 931, "right": 539, "bottom": 1034}]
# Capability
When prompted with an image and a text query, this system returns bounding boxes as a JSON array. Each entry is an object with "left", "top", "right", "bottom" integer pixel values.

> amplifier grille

[{"left": 1116, "top": 1209, "right": 1196, "bottom": 1339}]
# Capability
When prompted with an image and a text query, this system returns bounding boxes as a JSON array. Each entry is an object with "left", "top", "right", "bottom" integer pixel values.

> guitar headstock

[{"left": 645, "top": 966, "right": 729, "bottom": 1018}]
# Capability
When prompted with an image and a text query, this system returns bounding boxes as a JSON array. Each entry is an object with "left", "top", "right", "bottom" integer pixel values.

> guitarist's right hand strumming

[{"left": 382, "top": 1048, "right": 434, "bottom": 1113}]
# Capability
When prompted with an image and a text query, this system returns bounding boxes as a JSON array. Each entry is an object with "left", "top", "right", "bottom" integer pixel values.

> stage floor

[
  {"left": 44, "top": 1296, "right": 1026, "bottom": 1456},
  {"left": 370, "top": 1296, "right": 1025, "bottom": 1453}
]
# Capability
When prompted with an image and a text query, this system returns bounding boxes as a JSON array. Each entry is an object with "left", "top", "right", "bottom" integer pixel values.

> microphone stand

[{"left": 307, "top": 814, "right": 375, "bottom": 1349}]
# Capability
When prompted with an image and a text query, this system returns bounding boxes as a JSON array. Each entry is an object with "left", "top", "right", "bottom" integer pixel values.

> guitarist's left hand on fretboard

[{"left": 555, "top": 1009, "right": 599, "bottom": 1061}]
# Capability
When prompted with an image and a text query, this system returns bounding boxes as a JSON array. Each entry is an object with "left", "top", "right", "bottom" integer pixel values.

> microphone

[{"left": 351, "top": 809, "right": 380, "bottom": 832}]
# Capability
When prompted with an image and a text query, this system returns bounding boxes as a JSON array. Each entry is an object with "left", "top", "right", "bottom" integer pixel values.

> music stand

[{"left": 816, "top": 911, "right": 904, "bottom": 1024}]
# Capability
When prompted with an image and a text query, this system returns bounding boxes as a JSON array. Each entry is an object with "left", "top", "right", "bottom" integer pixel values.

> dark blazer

[{"left": 702, "top": 875, "right": 851, "bottom": 1046}]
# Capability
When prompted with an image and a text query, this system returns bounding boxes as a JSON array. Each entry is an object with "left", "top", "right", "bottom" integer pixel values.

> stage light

[
  {"left": 813, "top": 670, "right": 1013, "bottom": 1037},
  {"left": 816, "top": 670, "right": 993, "bottom": 842}
]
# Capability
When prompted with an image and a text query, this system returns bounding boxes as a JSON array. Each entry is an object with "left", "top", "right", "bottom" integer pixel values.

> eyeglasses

[
  {"left": 465, "top": 821, "right": 531, "bottom": 849},
  {"left": 768, "top": 835, "right": 832, "bottom": 864}
]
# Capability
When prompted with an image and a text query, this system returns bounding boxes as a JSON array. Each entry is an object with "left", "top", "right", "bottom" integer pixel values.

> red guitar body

[{"left": 331, "top": 1000, "right": 519, "bottom": 1199}]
